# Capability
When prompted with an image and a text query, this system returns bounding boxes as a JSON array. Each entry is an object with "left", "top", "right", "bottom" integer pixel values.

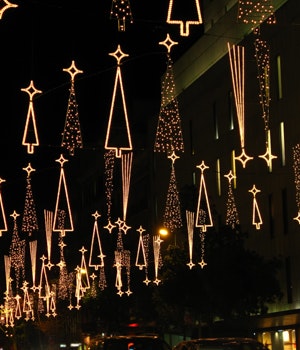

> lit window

[
  {"left": 228, "top": 91, "right": 234, "bottom": 130},
  {"left": 280, "top": 122, "right": 286, "bottom": 166},
  {"left": 231, "top": 150, "right": 237, "bottom": 189},
  {"left": 276, "top": 55, "right": 283, "bottom": 100},
  {"left": 216, "top": 159, "right": 221, "bottom": 196},
  {"left": 213, "top": 102, "right": 219, "bottom": 139}
]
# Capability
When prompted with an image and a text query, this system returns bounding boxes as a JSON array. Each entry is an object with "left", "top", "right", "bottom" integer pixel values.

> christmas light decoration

[
  {"left": 105, "top": 45, "right": 132, "bottom": 158},
  {"left": 237, "top": 0, "right": 276, "bottom": 29},
  {"left": 53, "top": 155, "right": 74, "bottom": 236},
  {"left": 38, "top": 255, "right": 50, "bottom": 300},
  {"left": 9, "top": 211, "right": 25, "bottom": 291},
  {"left": 154, "top": 44, "right": 184, "bottom": 154},
  {"left": 159, "top": 33, "right": 178, "bottom": 54},
  {"left": 121, "top": 151, "right": 132, "bottom": 223},
  {"left": 153, "top": 235, "right": 163, "bottom": 285},
  {"left": 227, "top": 43, "right": 253, "bottom": 168},
  {"left": 104, "top": 150, "right": 116, "bottom": 232},
  {"left": 0, "top": 178, "right": 8, "bottom": 236},
  {"left": 21, "top": 281, "right": 34, "bottom": 321},
  {"left": 22, "top": 163, "right": 38, "bottom": 236},
  {"left": 29, "top": 240, "right": 38, "bottom": 291},
  {"left": 0, "top": 0, "right": 18, "bottom": 20},
  {"left": 57, "top": 237, "right": 69, "bottom": 300},
  {"left": 198, "top": 226, "right": 207, "bottom": 269},
  {"left": 135, "top": 226, "right": 147, "bottom": 270},
  {"left": 186, "top": 210, "right": 195, "bottom": 269},
  {"left": 195, "top": 161, "right": 213, "bottom": 232},
  {"left": 292, "top": 144, "right": 300, "bottom": 224},
  {"left": 98, "top": 265, "right": 107, "bottom": 291},
  {"left": 61, "top": 60, "right": 83, "bottom": 156},
  {"left": 89, "top": 211, "right": 106, "bottom": 270},
  {"left": 110, "top": 0, "right": 133, "bottom": 31},
  {"left": 224, "top": 171, "right": 240, "bottom": 229},
  {"left": 142, "top": 233, "right": 151, "bottom": 285},
  {"left": 44, "top": 210, "right": 54, "bottom": 269},
  {"left": 124, "top": 250, "right": 132, "bottom": 296},
  {"left": 249, "top": 185, "right": 263, "bottom": 230},
  {"left": 163, "top": 152, "right": 182, "bottom": 233},
  {"left": 21, "top": 80, "right": 41, "bottom": 154},
  {"left": 167, "top": 0, "right": 202, "bottom": 37},
  {"left": 79, "top": 246, "right": 90, "bottom": 293}
]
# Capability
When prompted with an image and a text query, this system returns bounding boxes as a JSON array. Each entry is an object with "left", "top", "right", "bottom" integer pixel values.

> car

[
  {"left": 92, "top": 334, "right": 172, "bottom": 350},
  {"left": 173, "top": 337, "right": 268, "bottom": 350}
]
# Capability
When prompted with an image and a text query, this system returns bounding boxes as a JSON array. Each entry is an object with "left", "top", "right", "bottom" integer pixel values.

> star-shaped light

[
  {"left": 109, "top": 45, "right": 129, "bottom": 65},
  {"left": 187, "top": 261, "right": 195, "bottom": 269},
  {"left": 159, "top": 33, "right": 178, "bottom": 53},
  {"left": 259, "top": 146, "right": 277, "bottom": 168},
  {"left": 235, "top": 148, "right": 253, "bottom": 168},
  {"left": 55, "top": 154, "right": 68, "bottom": 167},
  {"left": 10, "top": 210, "right": 20, "bottom": 220},
  {"left": 23, "top": 163, "right": 35, "bottom": 177},
  {"left": 293, "top": 211, "right": 300, "bottom": 224},
  {"left": 104, "top": 219, "right": 116, "bottom": 233},
  {"left": 143, "top": 277, "right": 151, "bottom": 286},
  {"left": 92, "top": 211, "right": 101, "bottom": 220},
  {"left": 224, "top": 170, "right": 236, "bottom": 184},
  {"left": 168, "top": 151, "right": 179, "bottom": 164},
  {"left": 125, "top": 289, "right": 133, "bottom": 296},
  {"left": 196, "top": 160, "right": 209, "bottom": 173},
  {"left": 198, "top": 259, "right": 207, "bottom": 269},
  {"left": 249, "top": 185, "right": 261, "bottom": 197},
  {"left": 63, "top": 60, "right": 83, "bottom": 81},
  {"left": 153, "top": 278, "right": 161, "bottom": 285},
  {"left": 21, "top": 80, "right": 42, "bottom": 101},
  {"left": 0, "top": 0, "right": 18, "bottom": 20}
]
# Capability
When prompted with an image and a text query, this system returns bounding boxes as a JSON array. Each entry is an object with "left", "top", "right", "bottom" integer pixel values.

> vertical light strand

[
  {"left": 292, "top": 144, "right": 300, "bottom": 224},
  {"left": 224, "top": 171, "right": 240, "bottom": 229},
  {"left": 29, "top": 240, "right": 37, "bottom": 291},
  {"left": 186, "top": 210, "right": 195, "bottom": 269},
  {"left": 121, "top": 151, "right": 133, "bottom": 223},
  {"left": 44, "top": 210, "right": 53, "bottom": 268}
]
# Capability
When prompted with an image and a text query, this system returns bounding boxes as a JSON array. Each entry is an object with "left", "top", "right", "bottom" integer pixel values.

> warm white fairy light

[
  {"left": 167, "top": 0, "right": 202, "bottom": 37},
  {"left": 159, "top": 33, "right": 178, "bottom": 54},
  {"left": 53, "top": 155, "right": 74, "bottom": 236},
  {"left": 22, "top": 163, "right": 38, "bottom": 236},
  {"left": 198, "top": 226, "right": 207, "bottom": 269},
  {"left": 22, "top": 281, "right": 34, "bottom": 320},
  {"left": 44, "top": 210, "right": 53, "bottom": 267},
  {"left": 29, "top": 240, "right": 37, "bottom": 291},
  {"left": 124, "top": 250, "right": 132, "bottom": 296},
  {"left": 61, "top": 60, "right": 83, "bottom": 156},
  {"left": 21, "top": 80, "right": 41, "bottom": 154},
  {"left": 292, "top": 144, "right": 300, "bottom": 224},
  {"left": 110, "top": 0, "right": 133, "bottom": 31},
  {"left": 89, "top": 211, "right": 106, "bottom": 270},
  {"left": 249, "top": 185, "right": 263, "bottom": 230},
  {"left": 114, "top": 250, "right": 123, "bottom": 296},
  {"left": 163, "top": 153, "right": 182, "bottom": 233},
  {"left": 224, "top": 171, "right": 240, "bottom": 229},
  {"left": 186, "top": 210, "right": 195, "bottom": 269},
  {"left": 154, "top": 53, "right": 184, "bottom": 154},
  {"left": 122, "top": 152, "right": 132, "bottom": 222},
  {"left": 237, "top": 0, "right": 276, "bottom": 29},
  {"left": 227, "top": 43, "right": 253, "bottom": 168},
  {"left": 135, "top": 226, "right": 147, "bottom": 270},
  {"left": 9, "top": 211, "right": 26, "bottom": 290},
  {"left": 0, "top": 178, "right": 7, "bottom": 236},
  {"left": 105, "top": 45, "right": 132, "bottom": 158},
  {"left": 98, "top": 266, "right": 107, "bottom": 291},
  {"left": 195, "top": 161, "right": 213, "bottom": 232},
  {"left": 0, "top": 0, "right": 18, "bottom": 19},
  {"left": 104, "top": 150, "right": 115, "bottom": 230},
  {"left": 57, "top": 237, "right": 68, "bottom": 300}
]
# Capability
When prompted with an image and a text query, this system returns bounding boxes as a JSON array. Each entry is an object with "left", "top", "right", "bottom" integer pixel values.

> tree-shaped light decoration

[
  {"left": 67, "top": 272, "right": 75, "bottom": 310},
  {"left": 254, "top": 38, "right": 277, "bottom": 168},
  {"left": 167, "top": 0, "right": 202, "bottom": 37},
  {"left": 79, "top": 246, "right": 90, "bottom": 294},
  {"left": 14, "top": 294, "right": 22, "bottom": 320},
  {"left": 154, "top": 36, "right": 184, "bottom": 154},
  {"left": 110, "top": 0, "right": 133, "bottom": 32},
  {"left": 198, "top": 220, "right": 207, "bottom": 269},
  {"left": 123, "top": 250, "right": 132, "bottom": 296},
  {"left": 21, "top": 80, "right": 41, "bottom": 154},
  {"left": 153, "top": 235, "right": 163, "bottom": 285},
  {"left": 44, "top": 210, "right": 54, "bottom": 270},
  {"left": 4, "top": 255, "right": 11, "bottom": 296},
  {"left": 224, "top": 171, "right": 240, "bottom": 229},
  {"left": 292, "top": 144, "right": 300, "bottom": 224},
  {"left": 89, "top": 211, "right": 106, "bottom": 270},
  {"left": 9, "top": 211, "right": 26, "bottom": 291},
  {"left": 61, "top": 60, "right": 83, "bottom": 156},
  {"left": 105, "top": 45, "right": 132, "bottom": 158},
  {"left": 237, "top": 0, "right": 276, "bottom": 29},
  {"left": 21, "top": 281, "right": 34, "bottom": 321},
  {"left": 135, "top": 226, "right": 147, "bottom": 270},
  {"left": 227, "top": 43, "right": 253, "bottom": 168},
  {"left": 186, "top": 210, "right": 195, "bottom": 269},
  {"left": 57, "top": 237, "right": 69, "bottom": 300},
  {"left": 163, "top": 152, "right": 183, "bottom": 233},
  {"left": 103, "top": 150, "right": 116, "bottom": 233},
  {"left": 0, "top": 0, "right": 18, "bottom": 20},
  {"left": 142, "top": 232, "right": 151, "bottom": 285},
  {"left": 38, "top": 255, "right": 50, "bottom": 301},
  {"left": 29, "top": 240, "right": 38, "bottom": 292},
  {"left": 89, "top": 273, "right": 98, "bottom": 298},
  {"left": 121, "top": 151, "right": 132, "bottom": 224},
  {"left": 22, "top": 163, "right": 38, "bottom": 237},
  {"left": 53, "top": 155, "right": 74, "bottom": 237},
  {"left": 249, "top": 185, "right": 263, "bottom": 230},
  {"left": 114, "top": 250, "right": 123, "bottom": 296},
  {"left": 195, "top": 161, "right": 213, "bottom": 232},
  {"left": 98, "top": 264, "right": 107, "bottom": 291},
  {"left": 0, "top": 178, "right": 8, "bottom": 236}
]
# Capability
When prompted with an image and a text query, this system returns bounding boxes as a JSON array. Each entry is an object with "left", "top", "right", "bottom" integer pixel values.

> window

[
  {"left": 213, "top": 101, "right": 219, "bottom": 139},
  {"left": 231, "top": 150, "right": 237, "bottom": 189},
  {"left": 228, "top": 91, "right": 234, "bottom": 130},
  {"left": 276, "top": 55, "right": 283, "bottom": 100},
  {"left": 280, "top": 122, "right": 286, "bottom": 166},
  {"left": 216, "top": 158, "right": 221, "bottom": 196}
]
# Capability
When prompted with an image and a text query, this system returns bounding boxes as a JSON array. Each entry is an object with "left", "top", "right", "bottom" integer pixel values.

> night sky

[{"left": 0, "top": 0, "right": 204, "bottom": 269}]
